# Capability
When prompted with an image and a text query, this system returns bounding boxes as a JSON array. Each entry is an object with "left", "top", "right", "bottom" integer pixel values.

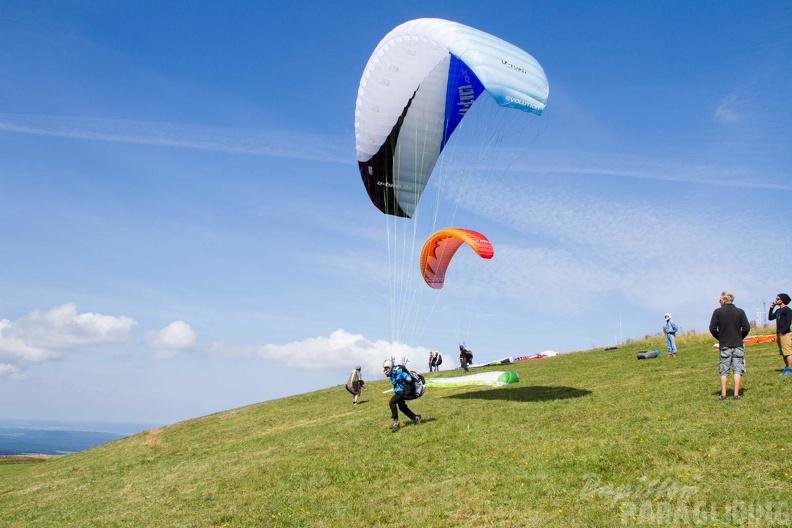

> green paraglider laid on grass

[{"left": 425, "top": 370, "right": 519, "bottom": 387}]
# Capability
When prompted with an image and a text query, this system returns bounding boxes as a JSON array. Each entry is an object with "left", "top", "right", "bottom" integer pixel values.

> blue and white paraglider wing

[{"left": 355, "top": 18, "right": 549, "bottom": 218}]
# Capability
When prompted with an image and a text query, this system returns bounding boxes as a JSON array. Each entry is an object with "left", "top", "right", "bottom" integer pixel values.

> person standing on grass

[
  {"left": 769, "top": 293, "right": 792, "bottom": 375},
  {"left": 709, "top": 291, "right": 751, "bottom": 400},
  {"left": 429, "top": 351, "right": 441, "bottom": 372},
  {"left": 663, "top": 314, "right": 679, "bottom": 358},
  {"left": 382, "top": 359, "right": 420, "bottom": 431}
]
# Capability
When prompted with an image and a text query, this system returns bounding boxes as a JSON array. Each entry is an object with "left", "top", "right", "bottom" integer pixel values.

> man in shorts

[
  {"left": 709, "top": 291, "right": 751, "bottom": 400},
  {"left": 768, "top": 293, "right": 792, "bottom": 375}
]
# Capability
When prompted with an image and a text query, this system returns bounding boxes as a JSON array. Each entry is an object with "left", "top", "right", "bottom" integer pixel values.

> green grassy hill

[{"left": 1, "top": 331, "right": 790, "bottom": 527}]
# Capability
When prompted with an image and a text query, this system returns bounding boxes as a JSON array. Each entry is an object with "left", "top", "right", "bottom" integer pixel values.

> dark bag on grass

[{"left": 636, "top": 350, "right": 659, "bottom": 360}]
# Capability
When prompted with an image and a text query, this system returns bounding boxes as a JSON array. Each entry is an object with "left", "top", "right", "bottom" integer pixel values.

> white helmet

[{"left": 382, "top": 359, "right": 394, "bottom": 371}]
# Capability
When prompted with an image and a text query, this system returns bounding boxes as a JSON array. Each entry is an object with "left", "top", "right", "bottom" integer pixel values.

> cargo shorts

[
  {"left": 778, "top": 332, "right": 792, "bottom": 358},
  {"left": 718, "top": 347, "right": 746, "bottom": 376}
]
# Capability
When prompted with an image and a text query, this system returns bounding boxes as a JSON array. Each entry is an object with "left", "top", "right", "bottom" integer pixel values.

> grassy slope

[{"left": 1, "top": 332, "right": 790, "bottom": 527}]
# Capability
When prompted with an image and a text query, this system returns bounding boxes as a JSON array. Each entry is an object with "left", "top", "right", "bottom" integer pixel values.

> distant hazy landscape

[{"left": 0, "top": 420, "right": 160, "bottom": 455}]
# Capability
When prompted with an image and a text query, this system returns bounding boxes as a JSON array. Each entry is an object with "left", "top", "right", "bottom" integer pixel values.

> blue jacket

[
  {"left": 665, "top": 320, "right": 678, "bottom": 335},
  {"left": 388, "top": 366, "right": 412, "bottom": 394}
]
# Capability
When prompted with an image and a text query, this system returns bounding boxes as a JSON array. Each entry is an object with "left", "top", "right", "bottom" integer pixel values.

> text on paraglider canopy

[
  {"left": 505, "top": 96, "right": 540, "bottom": 111},
  {"left": 377, "top": 181, "right": 415, "bottom": 191},
  {"left": 501, "top": 59, "right": 529, "bottom": 75},
  {"left": 455, "top": 68, "right": 477, "bottom": 118},
  {"left": 456, "top": 85, "right": 476, "bottom": 116}
]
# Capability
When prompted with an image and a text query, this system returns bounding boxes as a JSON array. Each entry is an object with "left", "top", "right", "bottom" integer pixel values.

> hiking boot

[
  {"left": 733, "top": 395, "right": 741, "bottom": 401},
  {"left": 413, "top": 415, "right": 421, "bottom": 425},
  {"left": 718, "top": 395, "right": 727, "bottom": 401},
  {"left": 390, "top": 420, "right": 400, "bottom": 431}
]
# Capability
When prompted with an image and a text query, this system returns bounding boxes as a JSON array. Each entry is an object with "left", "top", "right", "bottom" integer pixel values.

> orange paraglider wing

[{"left": 420, "top": 228, "right": 494, "bottom": 289}]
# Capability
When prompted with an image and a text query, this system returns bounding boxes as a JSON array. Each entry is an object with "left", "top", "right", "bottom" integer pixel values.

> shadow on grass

[
  {"left": 710, "top": 388, "right": 749, "bottom": 398},
  {"left": 443, "top": 385, "right": 591, "bottom": 402}
]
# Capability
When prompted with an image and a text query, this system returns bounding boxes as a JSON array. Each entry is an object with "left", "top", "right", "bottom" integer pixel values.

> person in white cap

[{"left": 663, "top": 314, "right": 679, "bottom": 358}]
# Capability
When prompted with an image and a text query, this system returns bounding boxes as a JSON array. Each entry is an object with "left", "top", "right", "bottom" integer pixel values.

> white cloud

[
  {"left": 209, "top": 329, "right": 432, "bottom": 374},
  {"left": 0, "top": 363, "right": 25, "bottom": 380},
  {"left": 0, "top": 318, "right": 55, "bottom": 364},
  {"left": 0, "top": 304, "right": 136, "bottom": 371},
  {"left": 18, "top": 304, "right": 135, "bottom": 347},
  {"left": 147, "top": 321, "right": 197, "bottom": 359}
]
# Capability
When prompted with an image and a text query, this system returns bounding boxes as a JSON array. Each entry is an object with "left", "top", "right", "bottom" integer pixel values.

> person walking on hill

[
  {"left": 709, "top": 291, "right": 751, "bottom": 400},
  {"left": 382, "top": 359, "right": 420, "bottom": 430},
  {"left": 769, "top": 293, "right": 792, "bottom": 375},
  {"left": 663, "top": 314, "right": 679, "bottom": 358},
  {"left": 459, "top": 344, "right": 473, "bottom": 372},
  {"left": 345, "top": 366, "right": 365, "bottom": 405}
]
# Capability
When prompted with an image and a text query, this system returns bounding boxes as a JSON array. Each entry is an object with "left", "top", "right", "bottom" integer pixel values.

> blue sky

[{"left": 1, "top": 1, "right": 790, "bottom": 424}]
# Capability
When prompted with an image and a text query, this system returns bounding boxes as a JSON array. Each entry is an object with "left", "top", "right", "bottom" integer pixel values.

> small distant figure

[
  {"left": 459, "top": 344, "right": 473, "bottom": 372},
  {"left": 345, "top": 366, "right": 364, "bottom": 405},
  {"left": 429, "top": 351, "right": 442, "bottom": 372},
  {"left": 769, "top": 293, "right": 792, "bottom": 375},
  {"left": 382, "top": 359, "right": 420, "bottom": 430},
  {"left": 663, "top": 314, "right": 679, "bottom": 358},
  {"left": 709, "top": 291, "right": 750, "bottom": 400}
]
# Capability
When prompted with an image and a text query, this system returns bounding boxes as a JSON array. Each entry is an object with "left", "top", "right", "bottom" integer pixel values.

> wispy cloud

[
  {"left": 0, "top": 113, "right": 349, "bottom": 163},
  {"left": 3, "top": 112, "right": 787, "bottom": 193},
  {"left": 436, "top": 147, "right": 791, "bottom": 191},
  {"left": 340, "top": 166, "right": 781, "bottom": 338},
  {"left": 715, "top": 94, "right": 748, "bottom": 123}
]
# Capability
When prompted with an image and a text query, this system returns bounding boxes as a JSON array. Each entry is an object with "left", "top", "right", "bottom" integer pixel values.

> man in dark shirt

[
  {"left": 769, "top": 293, "right": 792, "bottom": 375},
  {"left": 709, "top": 291, "right": 750, "bottom": 400}
]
